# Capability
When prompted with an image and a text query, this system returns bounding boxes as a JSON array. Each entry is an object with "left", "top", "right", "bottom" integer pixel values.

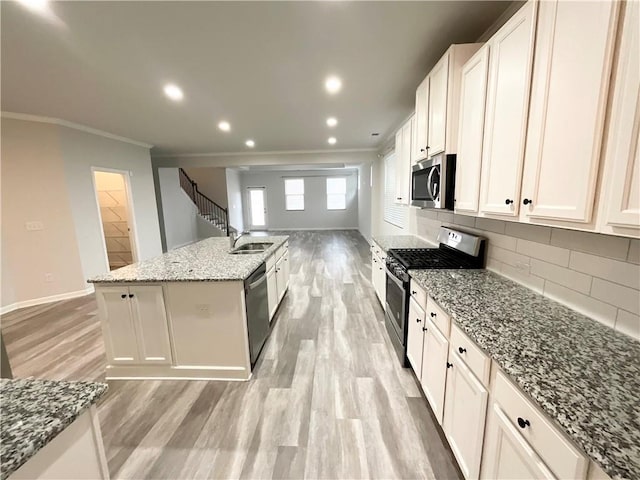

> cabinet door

[
  {"left": 376, "top": 258, "right": 386, "bottom": 308},
  {"left": 443, "top": 351, "right": 489, "bottom": 480},
  {"left": 479, "top": 2, "right": 536, "bottom": 216},
  {"left": 406, "top": 296, "right": 426, "bottom": 376},
  {"left": 282, "top": 249, "right": 291, "bottom": 289},
  {"left": 129, "top": 286, "right": 172, "bottom": 364},
  {"left": 603, "top": 1, "right": 640, "bottom": 230},
  {"left": 420, "top": 318, "right": 449, "bottom": 424},
  {"left": 520, "top": 0, "right": 619, "bottom": 222},
  {"left": 428, "top": 53, "right": 449, "bottom": 156},
  {"left": 276, "top": 257, "right": 286, "bottom": 301},
  {"left": 415, "top": 77, "right": 430, "bottom": 161},
  {"left": 267, "top": 266, "right": 278, "bottom": 320},
  {"left": 455, "top": 45, "right": 490, "bottom": 213},
  {"left": 481, "top": 403, "right": 555, "bottom": 480},
  {"left": 395, "top": 117, "right": 413, "bottom": 205},
  {"left": 95, "top": 287, "right": 138, "bottom": 364}
]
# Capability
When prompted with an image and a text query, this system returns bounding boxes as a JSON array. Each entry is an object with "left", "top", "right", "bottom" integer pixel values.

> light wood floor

[{"left": 1, "top": 230, "right": 462, "bottom": 480}]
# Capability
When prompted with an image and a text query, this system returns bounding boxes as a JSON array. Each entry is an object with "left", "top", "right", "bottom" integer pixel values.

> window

[
  {"left": 326, "top": 177, "right": 347, "bottom": 210},
  {"left": 284, "top": 178, "right": 304, "bottom": 210},
  {"left": 384, "top": 153, "right": 408, "bottom": 228}
]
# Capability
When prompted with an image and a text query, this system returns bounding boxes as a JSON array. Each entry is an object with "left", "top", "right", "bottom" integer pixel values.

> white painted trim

[
  {"left": 88, "top": 406, "right": 110, "bottom": 480},
  {"left": 105, "top": 364, "right": 251, "bottom": 381},
  {"left": 152, "top": 147, "right": 377, "bottom": 158},
  {"left": 1, "top": 111, "right": 153, "bottom": 149},
  {"left": 0, "top": 286, "right": 95, "bottom": 315}
]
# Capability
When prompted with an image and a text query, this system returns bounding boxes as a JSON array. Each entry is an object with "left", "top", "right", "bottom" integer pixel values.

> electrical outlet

[
  {"left": 25, "top": 221, "right": 44, "bottom": 231},
  {"left": 515, "top": 261, "right": 530, "bottom": 271},
  {"left": 44, "top": 273, "right": 54, "bottom": 283},
  {"left": 196, "top": 304, "right": 211, "bottom": 316}
]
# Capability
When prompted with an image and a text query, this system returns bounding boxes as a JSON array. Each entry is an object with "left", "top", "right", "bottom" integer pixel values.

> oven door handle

[{"left": 385, "top": 267, "right": 405, "bottom": 289}]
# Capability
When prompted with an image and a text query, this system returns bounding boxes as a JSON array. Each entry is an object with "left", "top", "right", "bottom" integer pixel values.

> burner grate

[{"left": 389, "top": 248, "right": 481, "bottom": 270}]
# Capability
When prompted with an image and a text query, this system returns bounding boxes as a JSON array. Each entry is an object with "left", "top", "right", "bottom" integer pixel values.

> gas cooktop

[{"left": 388, "top": 247, "right": 482, "bottom": 270}]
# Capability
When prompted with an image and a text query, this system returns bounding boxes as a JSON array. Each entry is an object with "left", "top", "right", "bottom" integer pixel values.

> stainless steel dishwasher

[{"left": 244, "top": 263, "right": 270, "bottom": 365}]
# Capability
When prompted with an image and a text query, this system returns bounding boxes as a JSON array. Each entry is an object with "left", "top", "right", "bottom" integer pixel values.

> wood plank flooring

[{"left": 1, "top": 230, "right": 462, "bottom": 479}]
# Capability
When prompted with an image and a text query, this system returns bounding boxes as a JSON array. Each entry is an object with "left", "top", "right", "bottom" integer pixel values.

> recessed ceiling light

[
  {"left": 328, "top": 137, "right": 337, "bottom": 145},
  {"left": 218, "top": 121, "right": 231, "bottom": 132},
  {"left": 245, "top": 140, "right": 255, "bottom": 148},
  {"left": 17, "top": 0, "right": 48, "bottom": 12},
  {"left": 163, "top": 84, "right": 183, "bottom": 101},
  {"left": 326, "top": 117, "right": 338, "bottom": 127},
  {"left": 325, "top": 76, "right": 342, "bottom": 94}
]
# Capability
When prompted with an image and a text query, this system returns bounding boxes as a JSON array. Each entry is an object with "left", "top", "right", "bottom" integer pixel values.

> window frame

[{"left": 284, "top": 178, "right": 305, "bottom": 211}]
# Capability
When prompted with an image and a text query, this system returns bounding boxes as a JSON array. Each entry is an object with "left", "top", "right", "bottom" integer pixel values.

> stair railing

[{"left": 178, "top": 168, "right": 229, "bottom": 236}]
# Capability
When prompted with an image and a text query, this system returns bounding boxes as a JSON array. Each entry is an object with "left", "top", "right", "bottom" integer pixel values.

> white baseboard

[{"left": 0, "top": 286, "right": 95, "bottom": 315}]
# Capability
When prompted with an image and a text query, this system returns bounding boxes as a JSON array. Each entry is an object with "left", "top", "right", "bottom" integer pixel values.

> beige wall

[
  {"left": 1, "top": 117, "right": 163, "bottom": 309},
  {"left": 1, "top": 120, "right": 87, "bottom": 306},
  {"left": 183, "top": 167, "right": 228, "bottom": 208}
]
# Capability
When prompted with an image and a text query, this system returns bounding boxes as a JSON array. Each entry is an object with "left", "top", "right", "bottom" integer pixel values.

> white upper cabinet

[
  {"left": 395, "top": 116, "right": 414, "bottom": 205},
  {"left": 414, "top": 44, "right": 482, "bottom": 162},
  {"left": 455, "top": 45, "right": 490, "bottom": 213},
  {"left": 479, "top": 1, "right": 537, "bottom": 217},
  {"left": 600, "top": 0, "right": 640, "bottom": 235},
  {"left": 414, "top": 77, "right": 430, "bottom": 162},
  {"left": 428, "top": 54, "right": 449, "bottom": 156},
  {"left": 520, "top": 0, "right": 620, "bottom": 223}
]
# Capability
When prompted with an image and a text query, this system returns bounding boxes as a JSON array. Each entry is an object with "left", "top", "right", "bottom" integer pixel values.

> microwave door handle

[{"left": 426, "top": 167, "right": 436, "bottom": 200}]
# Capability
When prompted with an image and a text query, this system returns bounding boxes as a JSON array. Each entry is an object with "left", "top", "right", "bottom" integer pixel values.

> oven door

[
  {"left": 411, "top": 157, "right": 442, "bottom": 208},
  {"left": 385, "top": 267, "right": 407, "bottom": 343}
]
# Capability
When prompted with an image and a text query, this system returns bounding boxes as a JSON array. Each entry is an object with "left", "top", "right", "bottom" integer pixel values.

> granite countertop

[
  {"left": 88, "top": 235, "right": 289, "bottom": 283},
  {"left": 0, "top": 378, "right": 108, "bottom": 480},
  {"left": 409, "top": 269, "right": 640, "bottom": 480},
  {"left": 372, "top": 234, "right": 434, "bottom": 252}
]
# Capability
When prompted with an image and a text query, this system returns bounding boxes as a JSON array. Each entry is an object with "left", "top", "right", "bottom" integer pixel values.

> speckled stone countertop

[
  {"left": 409, "top": 269, "right": 640, "bottom": 480},
  {"left": 88, "top": 235, "right": 289, "bottom": 283},
  {"left": 372, "top": 234, "right": 434, "bottom": 252},
  {"left": 0, "top": 378, "right": 108, "bottom": 480}
]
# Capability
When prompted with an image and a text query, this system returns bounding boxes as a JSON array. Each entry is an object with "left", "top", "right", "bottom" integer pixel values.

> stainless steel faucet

[{"left": 230, "top": 231, "right": 248, "bottom": 249}]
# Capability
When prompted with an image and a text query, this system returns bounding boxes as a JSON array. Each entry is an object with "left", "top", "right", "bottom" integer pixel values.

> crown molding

[
  {"left": 152, "top": 147, "right": 378, "bottom": 159},
  {"left": 1, "top": 112, "right": 153, "bottom": 149}
]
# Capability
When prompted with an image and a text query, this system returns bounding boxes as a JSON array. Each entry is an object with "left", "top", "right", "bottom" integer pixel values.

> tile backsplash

[{"left": 414, "top": 210, "right": 640, "bottom": 340}]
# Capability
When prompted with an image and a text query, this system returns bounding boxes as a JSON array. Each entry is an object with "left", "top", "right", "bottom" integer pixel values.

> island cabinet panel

[
  {"left": 129, "top": 286, "right": 172, "bottom": 364},
  {"left": 96, "top": 286, "right": 139, "bottom": 364},
  {"left": 165, "top": 282, "right": 250, "bottom": 377},
  {"left": 276, "top": 256, "right": 286, "bottom": 302},
  {"left": 282, "top": 248, "right": 290, "bottom": 291},
  {"left": 267, "top": 265, "right": 278, "bottom": 321}
]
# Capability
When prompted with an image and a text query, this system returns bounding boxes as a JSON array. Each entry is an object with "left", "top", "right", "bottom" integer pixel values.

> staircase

[{"left": 179, "top": 168, "right": 232, "bottom": 236}]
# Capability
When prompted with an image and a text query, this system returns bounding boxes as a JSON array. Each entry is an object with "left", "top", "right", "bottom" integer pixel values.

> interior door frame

[
  {"left": 91, "top": 167, "right": 140, "bottom": 272},
  {"left": 246, "top": 186, "right": 268, "bottom": 231}
]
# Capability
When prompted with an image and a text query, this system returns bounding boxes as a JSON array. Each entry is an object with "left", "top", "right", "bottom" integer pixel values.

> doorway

[
  {"left": 93, "top": 170, "right": 138, "bottom": 271},
  {"left": 247, "top": 187, "right": 267, "bottom": 230}
]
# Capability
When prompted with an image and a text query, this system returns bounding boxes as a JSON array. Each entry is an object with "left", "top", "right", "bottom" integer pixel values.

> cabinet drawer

[
  {"left": 493, "top": 371, "right": 588, "bottom": 480},
  {"left": 426, "top": 297, "right": 451, "bottom": 337},
  {"left": 410, "top": 279, "right": 427, "bottom": 309},
  {"left": 450, "top": 324, "right": 490, "bottom": 386}
]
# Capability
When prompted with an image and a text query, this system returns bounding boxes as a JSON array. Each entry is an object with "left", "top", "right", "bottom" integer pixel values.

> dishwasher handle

[{"left": 248, "top": 273, "right": 268, "bottom": 290}]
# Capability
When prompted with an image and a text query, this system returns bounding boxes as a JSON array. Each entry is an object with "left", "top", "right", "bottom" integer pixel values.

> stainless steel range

[{"left": 384, "top": 227, "right": 486, "bottom": 367}]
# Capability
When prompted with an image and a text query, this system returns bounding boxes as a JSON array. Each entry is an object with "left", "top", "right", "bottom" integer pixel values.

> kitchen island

[
  {"left": 88, "top": 235, "right": 289, "bottom": 381},
  {"left": 0, "top": 378, "right": 108, "bottom": 480}
]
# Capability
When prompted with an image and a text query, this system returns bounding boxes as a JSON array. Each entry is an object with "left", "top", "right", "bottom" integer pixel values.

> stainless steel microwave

[{"left": 411, "top": 153, "right": 456, "bottom": 209}]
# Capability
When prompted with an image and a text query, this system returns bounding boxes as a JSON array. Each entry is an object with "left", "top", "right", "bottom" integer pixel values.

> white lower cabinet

[
  {"left": 481, "top": 403, "right": 555, "bottom": 480},
  {"left": 406, "top": 296, "right": 426, "bottom": 375},
  {"left": 443, "top": 350, "right": 489, "bottom": 480},
  {"left": 96, "top": 285, "right": 172, "bottom": 365},
  {"left": 420, "top": 317, "right": 449, "bottom": 423},
  {"left": 371, "top": 243, "right": 386, "bottom": 307}
]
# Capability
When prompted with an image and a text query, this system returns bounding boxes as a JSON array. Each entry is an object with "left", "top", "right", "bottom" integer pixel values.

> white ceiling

[{"left": 1, "top": 1, "right": 511, "bottom": 155}]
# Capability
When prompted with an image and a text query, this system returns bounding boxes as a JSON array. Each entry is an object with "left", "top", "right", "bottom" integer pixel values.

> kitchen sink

[{"left": 230, "top": 242, "right": 274, "bottom": 254}]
